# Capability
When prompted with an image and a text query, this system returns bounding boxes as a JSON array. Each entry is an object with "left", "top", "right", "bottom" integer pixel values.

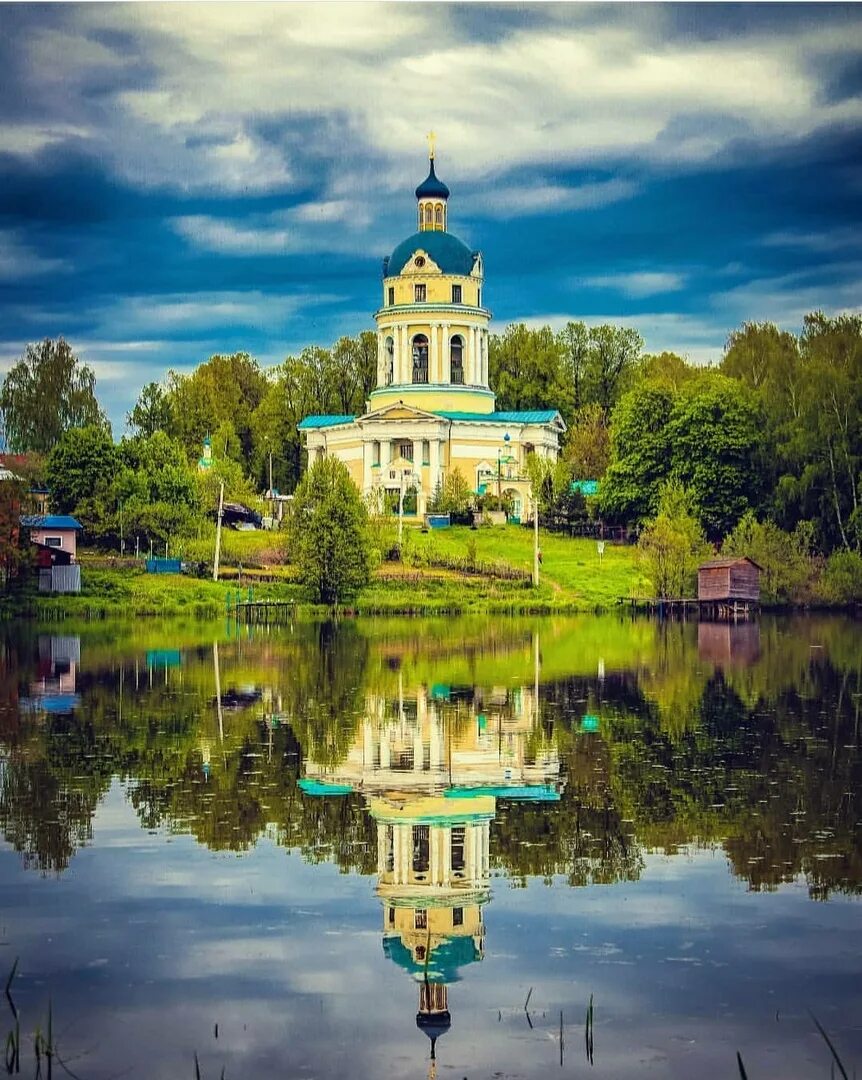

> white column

[
  {"left": 430, "top": 324, "right": 439, "bottom": 384},
  {"left": 377, "top": 333, "right": 385, "bottom": 386},
  {"left": 430, "top": 712, "right": 442, "bottom": 769},
  {"left": 380, "top": 727, "right": 391, "bottom": 769},
  {"left": 430, "top": 828, "right": 441, "bottom": 884},
  {"left": 471, "top": 327, "right": 479, "bottom": 386},
  {"left": 413, "top": 723, "right": 423, "bottom": 773},
  {"left": 442, "top": 323, "right": 450, "bottom": 384},
  {"left": 480, "top": 330, "right": 487, "bottom": 385},
  {"left": 429, "top": 438, "right": 441, "bottom": 499},
  {"left": 398, "top": 324, "right": 407, "bottom": 384},
  {"left": 404, "top": 323, "right": 413, "bottom": 384},
  {"left": 362, "top": 440, "right": 372, "bottom": 491}
]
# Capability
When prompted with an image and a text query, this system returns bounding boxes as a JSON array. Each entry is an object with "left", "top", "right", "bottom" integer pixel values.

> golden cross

[{"left": 426, "top": 130, "right": 436, "bottom": 160}]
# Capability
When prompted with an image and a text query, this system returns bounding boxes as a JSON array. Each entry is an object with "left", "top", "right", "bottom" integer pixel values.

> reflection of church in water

[{"left": 301, "top": 671, "right": 562, "bottom": 1074}]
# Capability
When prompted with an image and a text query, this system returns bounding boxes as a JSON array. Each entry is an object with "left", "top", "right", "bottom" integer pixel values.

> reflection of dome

[
  {"left": 388, "top": 231, "right": 476, "bottom": 277},
  {"left": 416, "top": 1009, "right": 451, "bottom": 1040}
]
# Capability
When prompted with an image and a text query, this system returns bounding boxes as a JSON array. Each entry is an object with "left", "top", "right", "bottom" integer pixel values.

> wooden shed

[{"left": 697, "top": 556, "right": 762, "bottom": 604}]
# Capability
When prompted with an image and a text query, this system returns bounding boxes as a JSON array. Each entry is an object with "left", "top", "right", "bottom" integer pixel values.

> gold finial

[{"left": 426, "top": 130, "right": 436, "bottom": 160}]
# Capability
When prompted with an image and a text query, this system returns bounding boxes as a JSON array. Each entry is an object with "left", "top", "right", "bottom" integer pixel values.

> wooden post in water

[{"left": 213, "top": 480, "right": 225, "bottom": 582}]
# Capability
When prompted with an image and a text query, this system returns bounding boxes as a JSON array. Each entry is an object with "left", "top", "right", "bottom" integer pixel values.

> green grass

[
  {"left": 9, "top": 525, "right": 644, "bottom": 620},
  {"left": 22, "top": 565, "right": 303, "bottom": 620},
  {"left": 401, "top": 525, "right": 645, "bottom": 609}
]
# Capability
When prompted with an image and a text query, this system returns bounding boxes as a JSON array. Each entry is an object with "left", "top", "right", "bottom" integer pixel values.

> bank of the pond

[
  {"left": 11, "top": 527, "right": 852, "bottom": 619},
  {"left": 0, "top": 529, "right": 645, "bottom": 620}
]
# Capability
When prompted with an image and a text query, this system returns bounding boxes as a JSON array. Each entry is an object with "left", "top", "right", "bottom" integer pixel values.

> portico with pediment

[{"left": 299, "top": 147, "right": 565, "bottom": 518}]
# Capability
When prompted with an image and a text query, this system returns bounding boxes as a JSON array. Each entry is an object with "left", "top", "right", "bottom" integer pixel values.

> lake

[{"left": 0, "top": 613, "right": 860, "bottom": 1078}]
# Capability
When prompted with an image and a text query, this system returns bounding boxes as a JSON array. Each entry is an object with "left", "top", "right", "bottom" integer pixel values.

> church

[{"left": 298, "top": 144, "right": 565, "bottom": 520}]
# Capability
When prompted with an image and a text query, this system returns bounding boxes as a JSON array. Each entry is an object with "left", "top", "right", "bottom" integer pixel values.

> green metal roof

[
  {"left": 435, "top": 410, "right": 561, "bottom": 425},
  {"left": 443, "top": 784, "right": 560, "bottom": 802},
  {"left": 383, "top": 933, "right": 481, "bottom": 983},
  {"left": 297, "top": 414, "right": 356, "bottom": 430}
]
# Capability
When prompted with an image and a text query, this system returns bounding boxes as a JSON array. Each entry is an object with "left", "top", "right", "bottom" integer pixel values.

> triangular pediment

[{"left": 357, "top": 402, "right": 447, "bottom": 425}]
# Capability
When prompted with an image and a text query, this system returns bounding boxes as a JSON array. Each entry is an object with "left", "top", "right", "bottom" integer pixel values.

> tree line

[{"left": 1, "top": 312, "right": 860, "bottom": 599}]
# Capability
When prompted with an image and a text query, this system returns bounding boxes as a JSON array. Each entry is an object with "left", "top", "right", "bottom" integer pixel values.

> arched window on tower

[
  {"left": 385, "top": 336, "right": 394, "bottom": 386},
  {"left": 418, "top": 204, "right": 424, "bottom": 230},
  {"left": 412, "top": 334, "right": 429, "bottom": 384},
  {"left": 450, "top": 335, "right": 464, "bottom": 384},
  {"left": 435, "top": 203, "right": 443, "bottom": 227},
  {"left": 424, "top": 204, "right": 433, "bottom": 227}
]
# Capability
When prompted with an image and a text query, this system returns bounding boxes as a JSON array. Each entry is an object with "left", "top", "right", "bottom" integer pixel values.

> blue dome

[
  {"left": 388, "top": 230, "right": 477, "bottom": 277},
  {"left": 415, "top": 159, "right": 450, "bottom": 200}
]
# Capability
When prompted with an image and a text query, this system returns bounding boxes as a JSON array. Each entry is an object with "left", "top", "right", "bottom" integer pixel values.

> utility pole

[
  {"left": 533, "top": 493, "right": 540, "bottom": 588},
  {"left": 213, "top": 480, "right": 225, "bottom": 581},
  {"left": 398, "top": 471, "right": 405, "bottom": 549}
]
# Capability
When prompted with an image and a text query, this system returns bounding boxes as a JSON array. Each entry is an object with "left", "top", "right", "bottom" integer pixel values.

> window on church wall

[
  {"left": 414, "top": 910, "right": 428, "bottom": 931},
  {"left": 477, "top": 288, "right": 482, "bottom": 307},
  {"left": 435, "top": 204, "right": 443, "bottom": 226},
  {"left": 385, "top": 337, "right": 394, "bottom": 385},
  {"left": 385, "top": 824, "right": 395, "bottom": 873},
  {"left": 422, "top": 440, "right": 430, "bottom": 465},
  {"left": 451, "top": 284, "right": 462, "bottom": 303},
  {"left": 388, "top": 286, "right": 394, "bottom": 306},
  {"left": 452, "top": 907, "right": 464, "bottom": 927},
  {"left": 414, "top": 283, "right": 426, "bottom": 302},
  {"left": 450, "top": 336, "right": 464, "bottom": 385},
  {"left": 424, "top": 204, "right": 433, "bottom": 226},
  {"left": 451, "top": 826, "right": 466, "bottom": 873},
  {"left": 388, "top": 906, "right": 395, "bottom": 926},
  {"left": 372, "top": 440, "right": 380, "bottom": 467},
  {"left": 411, "top": 334, "right": 429, "bottom": 383},
  {"left": 412, "top": 826, "right": 430, "bottom": 874}
]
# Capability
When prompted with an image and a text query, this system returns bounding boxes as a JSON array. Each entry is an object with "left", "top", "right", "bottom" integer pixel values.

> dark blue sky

[{"left": 1, "top": 3, "right": 860, "bottom": 430}]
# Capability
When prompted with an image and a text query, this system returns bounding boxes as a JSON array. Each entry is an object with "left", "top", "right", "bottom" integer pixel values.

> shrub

[{"left": 822, "top": 550, "right": 862, "bottom": 604}]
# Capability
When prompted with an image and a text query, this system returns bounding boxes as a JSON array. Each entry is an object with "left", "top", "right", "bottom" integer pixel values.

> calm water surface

[{"left": 0, "top": 614, "right": 860, "bottom": 1079}]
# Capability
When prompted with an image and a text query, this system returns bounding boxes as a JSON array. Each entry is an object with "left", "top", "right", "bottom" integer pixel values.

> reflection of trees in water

[{"left": 0, "top": 621, "right": 859, "bottom": 897}]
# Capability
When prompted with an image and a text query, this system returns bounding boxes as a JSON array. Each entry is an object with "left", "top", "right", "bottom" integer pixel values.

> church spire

[{"left": 415, "top": 141, "right": 449, "bottom": 232}]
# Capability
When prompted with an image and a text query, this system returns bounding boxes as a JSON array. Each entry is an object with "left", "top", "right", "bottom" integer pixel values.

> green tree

[
  {"left": 667, "top": 375, "right": 762, "bottom": 540},
  {"left": 557, "top": 320, "right": 590, "bottom": 414},
  {"left": 166, "top": 352, "right": 267, "bottom": 465},
  {"left": 600, "top": 383, "right": 675, "bottom": 523},
  {"left": 721, "top": 511, "right": 815, "bottom": 604},
  {"left": 287, "top": 456, "right": 371, "bottom": 606},
  {"left": 585, "top": 324, "right": 642, "bottom": 414},
  {"left": 489, "top": 324, "right": 564, "bottom": 415},
  {"left": 127, "top": 382, "right": 172, "bottom": 437},
  {"left": 565, "top": 402, "right": 611, "bottom": 479},
  {"left": 45, "top": 425, "right": 119, "bottom": 518},
  {"left": 638, "top": 481, "right": 711, "bottom": 598},
  {"left": 1, "top": 338, "right": 108, "bottom": 452}
]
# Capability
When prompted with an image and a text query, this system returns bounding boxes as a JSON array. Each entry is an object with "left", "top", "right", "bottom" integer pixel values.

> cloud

[
  {"left": 5, "top": 6, "right": 862, "bottom": 195},
  {"left": 581, "top": 271, "right": 686, "bottom": 298},
  {"left": 463, "top": 178, "right": 638, "bottom": 218},
  {"left": 761, "top": 226, "right": 861, "bottom": 253},
  {"left": 172, "top": 200, "right": 371, "bottom": 256},
  {"left": 0, "top": 230, "right": 68, "bottom": 280}
]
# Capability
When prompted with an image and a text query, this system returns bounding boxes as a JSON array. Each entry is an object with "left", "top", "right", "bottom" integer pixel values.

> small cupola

[{"left": 416, "top": 134, "right": 449, "bottom": 233}]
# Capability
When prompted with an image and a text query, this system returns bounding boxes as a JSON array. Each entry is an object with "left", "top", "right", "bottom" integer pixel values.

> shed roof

[
  {"left": 20, "top": 514, "right": 83, "bottom": 530},
  {"left": 699, "top": 556, "right": 763, "bottom": 571}
]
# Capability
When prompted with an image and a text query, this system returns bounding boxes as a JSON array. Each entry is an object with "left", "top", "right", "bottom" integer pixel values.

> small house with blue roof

[
  {"left": 299, "top": 144, "right": 565, "bottom": 522},
  {"left": 20, "top": 514, "right": 83, "bottom": 563}
]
